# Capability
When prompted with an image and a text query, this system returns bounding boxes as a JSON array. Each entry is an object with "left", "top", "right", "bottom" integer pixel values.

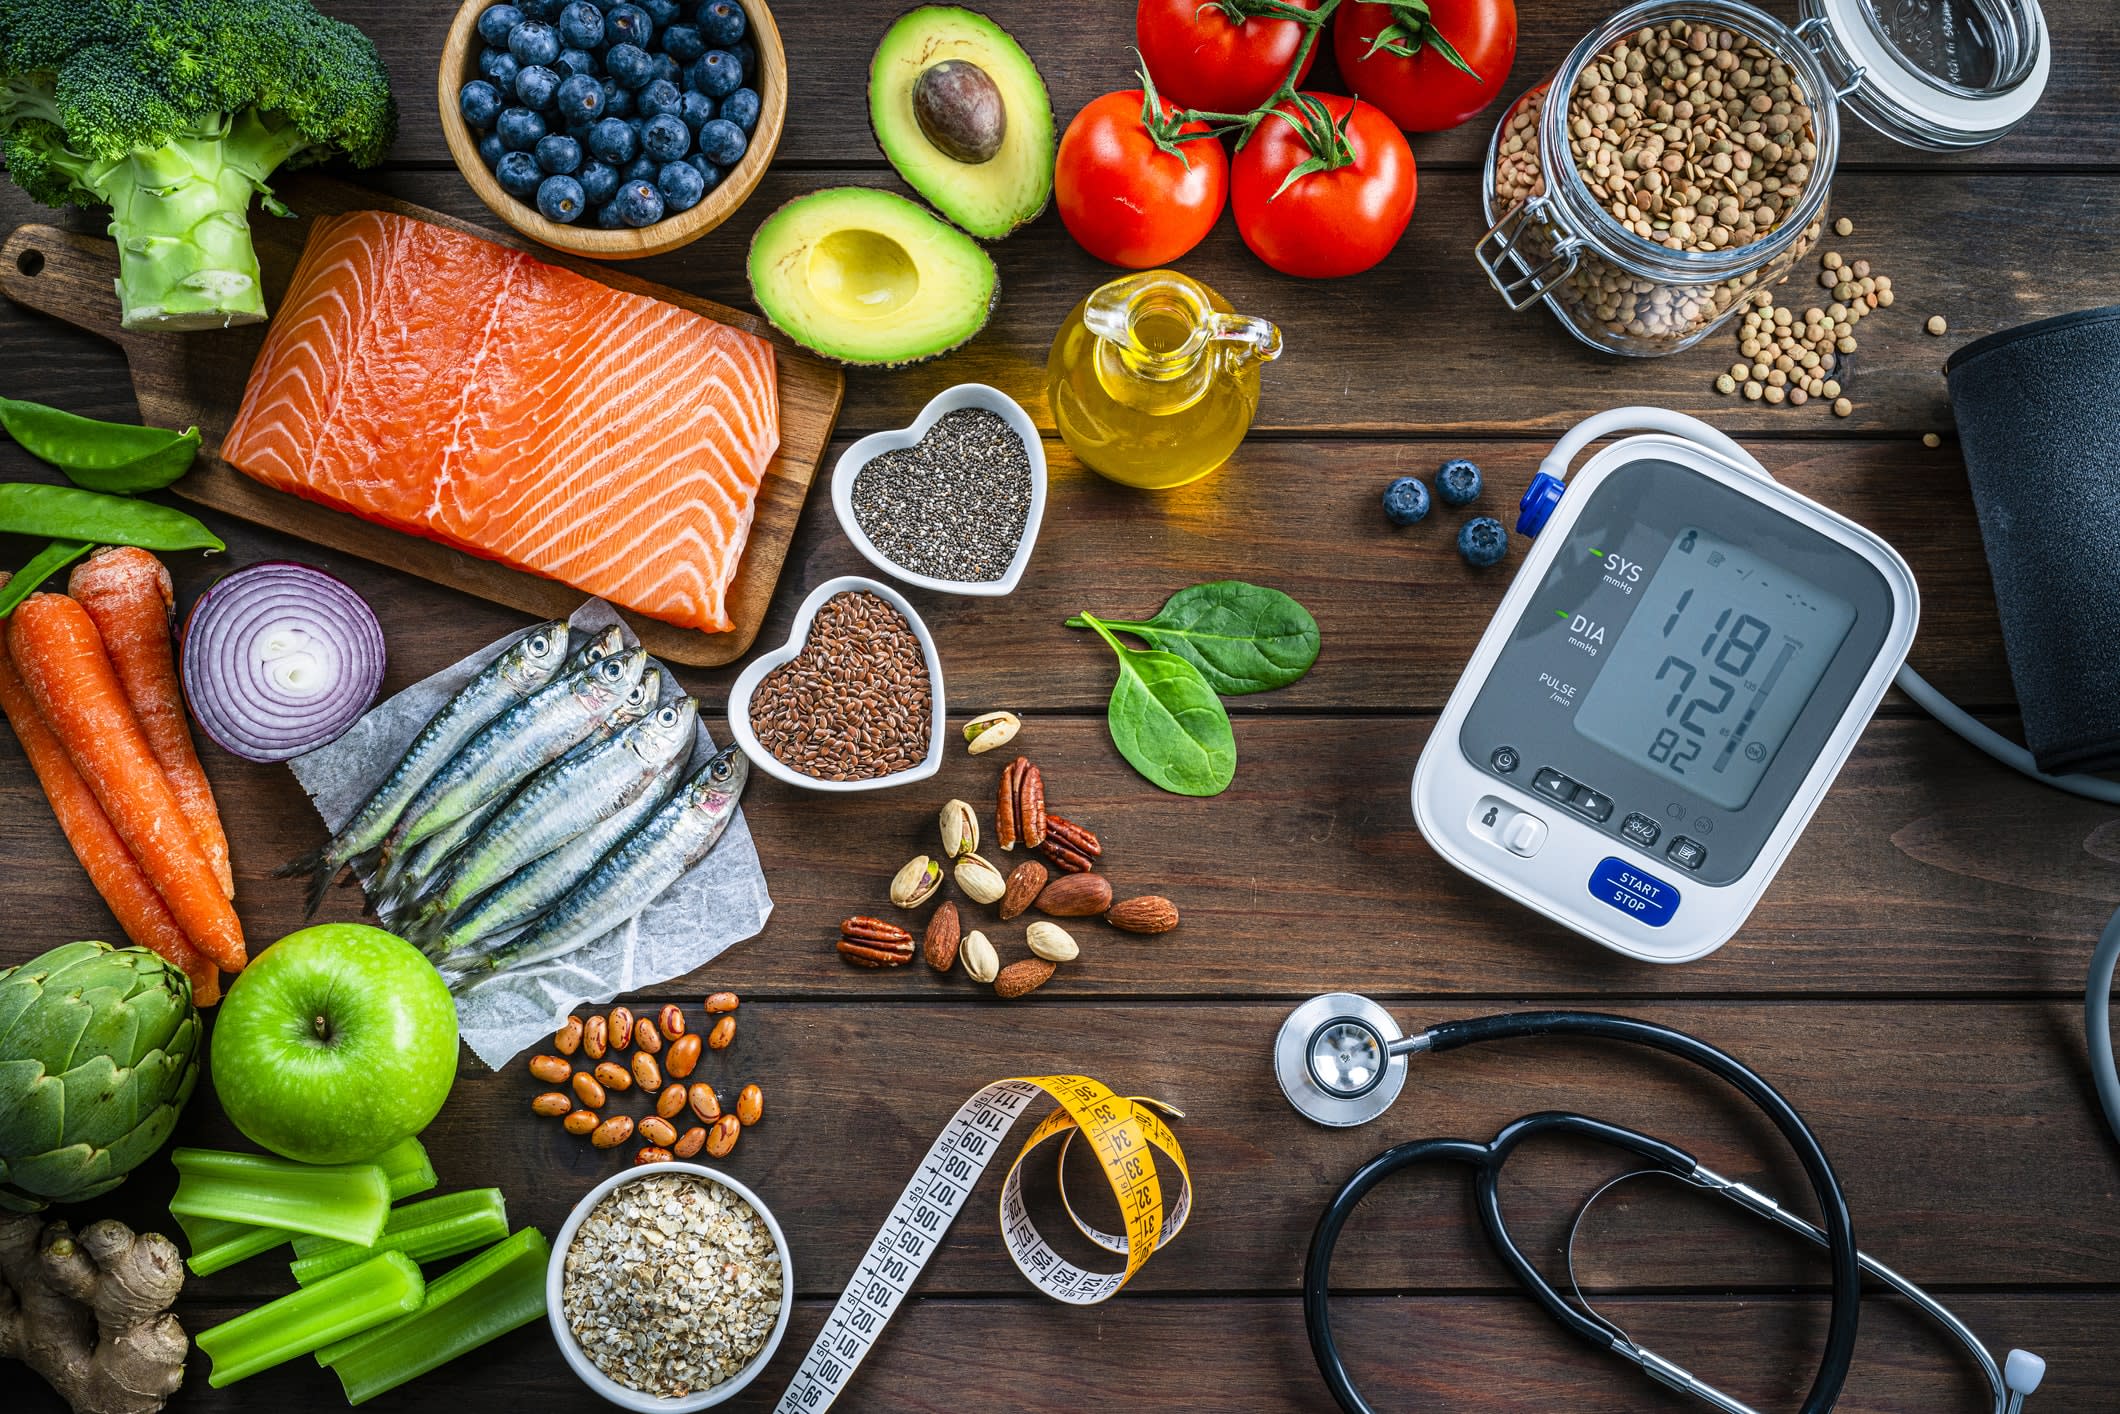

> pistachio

[
  {"left": 960, "top": 929, "right": 1000, "bottom": 983},
  {"left": 1025, "top": 921, "right": 1079, "bottom": 963},
  {"left": 964, "top": 710, "right": 1021, "bottom": 754},
  {"left": 890, "top": 854, "right": 944, "bottom": 908},
  {"left": 954, "top": 851, "right": 1007, "bottom": 905},
  {"left": 938, "top": 798, "right": 980, "bottom": 858}
]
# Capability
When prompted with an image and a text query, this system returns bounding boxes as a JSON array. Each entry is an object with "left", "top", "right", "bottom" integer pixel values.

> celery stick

[
  {"left": 198, "top": 1251, "right": 426, "bottom": 1387},
  {"left": 170, "top": 1148, "right": 390, "bottom": 1247},
  {"left": 373, "top": 1136, "right": 441, "bottom": 1202},
  {"left": 291, "top": 1190, "right": 509, "bottom": 1285},
  {"left": 324, "top": 1229, "right": 551, "bottom": 1404},
  {"left": 175, "top": 1212, "right": 292, "bottom": 1276}
]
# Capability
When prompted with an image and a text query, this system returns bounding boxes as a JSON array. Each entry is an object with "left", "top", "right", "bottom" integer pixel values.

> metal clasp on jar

[
  {"left": 1475, "top": 195, "right": 1584, "bottom": 311},
  {"left": 1792, "top": 16, "right": 1870, "bottom": 101}
]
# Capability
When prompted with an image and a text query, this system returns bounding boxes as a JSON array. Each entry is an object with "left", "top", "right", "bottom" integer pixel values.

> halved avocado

[
  {"left": 747, "top": 188, "right": 998, "bottom": 366},
  {"left": 870, "top": 6, "right": 1054, "bottom": 239}
]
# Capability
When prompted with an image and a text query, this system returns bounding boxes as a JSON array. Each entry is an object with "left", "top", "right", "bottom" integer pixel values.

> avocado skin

[
  {"left": 746, "top": 187, "right": 1000, "bottom": 367},
  {"left": 869, "top": 5, "right": 1055, "bottom": 240}
]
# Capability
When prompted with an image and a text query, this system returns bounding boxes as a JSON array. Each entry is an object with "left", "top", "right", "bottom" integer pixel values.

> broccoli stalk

[{"left": 0, "top": 0, "right": 397, "bottom": 331}]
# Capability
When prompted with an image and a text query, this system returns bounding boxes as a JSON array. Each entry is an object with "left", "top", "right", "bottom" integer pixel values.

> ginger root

[{"left": 0, "top": 1214, "right": 187, "bottom": 1414}]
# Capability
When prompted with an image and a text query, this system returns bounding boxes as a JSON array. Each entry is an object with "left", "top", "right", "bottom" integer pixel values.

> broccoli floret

[{"left": 0, "top": 0, "right": 396, "bottom": 329}]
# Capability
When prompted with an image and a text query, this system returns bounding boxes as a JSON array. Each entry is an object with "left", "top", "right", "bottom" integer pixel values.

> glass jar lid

[{"left": 1801, "top": 0, "right": 2050, "bottom": 149}]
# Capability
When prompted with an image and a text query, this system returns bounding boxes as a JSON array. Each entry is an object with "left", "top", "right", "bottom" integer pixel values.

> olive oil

[{"left": 1046, "top": 270, "right": 1281, "bottom": 490}]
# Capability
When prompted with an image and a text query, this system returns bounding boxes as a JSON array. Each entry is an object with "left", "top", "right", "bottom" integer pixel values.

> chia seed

[{"left": 850, "top": 408, "right": 1031, "bottom": 583}]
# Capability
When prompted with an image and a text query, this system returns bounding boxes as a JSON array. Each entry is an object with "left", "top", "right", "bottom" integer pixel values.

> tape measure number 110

[{"left": 775, "top": 1075, "right": 1193, "bottom": 1411}]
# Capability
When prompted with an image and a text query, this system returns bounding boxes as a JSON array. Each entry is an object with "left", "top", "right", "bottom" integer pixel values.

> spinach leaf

[
  {"left": 1079, "top": 613, "right": 1236, "bottom": 797},
  {"left": 1067, "top": 580, "right": 1319, "bottom": 695}
]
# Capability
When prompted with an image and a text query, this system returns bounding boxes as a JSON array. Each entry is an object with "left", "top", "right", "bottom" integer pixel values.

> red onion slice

[{"left": 181, "top": 562, "right": 387, "bottom": 762}]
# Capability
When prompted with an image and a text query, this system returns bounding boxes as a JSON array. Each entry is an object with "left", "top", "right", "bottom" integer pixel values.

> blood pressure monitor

[{"left": 1413, "top": 412, "right": 1919, "bottom": 962}]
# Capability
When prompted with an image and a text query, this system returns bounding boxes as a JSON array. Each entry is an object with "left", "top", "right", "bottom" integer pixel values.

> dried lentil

[
  {"left": 1926, "top": 315, "right": 1948, "bottom": 335},
  {"left": 749, "top": 591, "right": 932, "bottom": 782},
  {"left": 561, "top": 1173, "right": 783, "bottom": 1398},
  {"left": 850, "top": 409, "right": 1032, "bottom": 584}
]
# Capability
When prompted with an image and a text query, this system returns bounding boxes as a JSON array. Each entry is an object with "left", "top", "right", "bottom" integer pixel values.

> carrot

[
  {"left": 69, "top": 546, "right": 234, "bottom": 898},
  {"left": 0, "top": 581, "right": 219, "bottom": 1004},
  {"left": 8, "top": 593, "right": 247, "bottom": 973}
]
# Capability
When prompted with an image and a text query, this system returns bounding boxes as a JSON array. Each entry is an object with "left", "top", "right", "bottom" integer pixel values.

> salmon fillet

[{"left": 222, "top": 211, "right": 780, "bottom": 634}]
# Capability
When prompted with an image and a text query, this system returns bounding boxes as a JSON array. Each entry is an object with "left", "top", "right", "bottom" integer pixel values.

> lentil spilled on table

[
  {"left": 850, "top": 407, "right": 1031, "bottom": 584},
  {"left": 749, "top": 590, "right": 932, "bottom": 781}
]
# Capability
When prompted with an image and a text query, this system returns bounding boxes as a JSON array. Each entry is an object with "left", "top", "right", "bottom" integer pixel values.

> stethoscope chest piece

[{"left": 1277, "top": 993, "right": 1410, "bottom": 1127}]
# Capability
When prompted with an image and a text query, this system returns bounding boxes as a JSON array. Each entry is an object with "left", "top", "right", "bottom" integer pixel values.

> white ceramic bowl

[
  {"left": 830, "top": 383, "right": 1045, "bottom": 597},
  {"left": 546, "top": 1163, "right": 794, "bottom": 1412},
  {"left": 727, "top": 575, "right": 946, "bottom": 792}
]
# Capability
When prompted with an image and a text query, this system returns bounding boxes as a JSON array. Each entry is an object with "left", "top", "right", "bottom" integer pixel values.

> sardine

[
  {"left": 382, "top": 648, "right": 647, "bottom": 863},
  {"left": 440, "top": 744, "right": 749, "bottom": 990},
  {"left": 275, "top": 621, "right": 571, "bottom": 915},
  {"left": 565, "top": 623, "right": 625, "bottom": 672},
  {"left": 371, "top": 668, "right": 664, "bottom": 917},
  {"left": 405, "top": 696, "right": 697, "bottom": 931},
  {"left": 414, "top": 747, "right": 686, "bottom": 957}
]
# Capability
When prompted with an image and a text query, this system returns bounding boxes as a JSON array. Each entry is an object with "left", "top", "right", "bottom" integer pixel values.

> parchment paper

[{"left": 287, "top": 601, "right": 772, "bottom": 1071}]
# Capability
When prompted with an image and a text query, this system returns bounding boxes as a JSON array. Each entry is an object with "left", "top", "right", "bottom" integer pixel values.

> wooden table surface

[{"left": 6, "top": 2, "right": 2119, "bottom": 1409}]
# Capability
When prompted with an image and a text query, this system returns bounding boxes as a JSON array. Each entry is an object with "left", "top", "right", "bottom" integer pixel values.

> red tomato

[
  {"left": 1057, "top": 90, "right": 1229, "bottom": 269},
  {"left": 1136, "top": 0, "right": 1323, "bottom": 115},
  {"left": 1333, "top": 0, "right": 1518, "bottom": 133},
  {"left": 1231, "top": 93, "right": 1416, "bottom": 278}
]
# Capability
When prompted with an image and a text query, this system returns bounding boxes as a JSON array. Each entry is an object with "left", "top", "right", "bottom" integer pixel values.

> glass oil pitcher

[{"left": 1046, "top": 270, "right": 1281, "bottom": 491}]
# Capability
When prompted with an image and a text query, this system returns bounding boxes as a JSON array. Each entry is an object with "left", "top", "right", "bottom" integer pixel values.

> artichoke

[{"left": 0, "top": 942, "right": 201, "bottom": 1211}]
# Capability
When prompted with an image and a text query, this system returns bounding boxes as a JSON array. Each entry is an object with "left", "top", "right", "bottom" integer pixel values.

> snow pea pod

[
  {"left": 0, "top": 396, "right": 200, "bottom": 492},
  {"left": 0, "top": 483, "right": 223, "bottom": 551},
  {"left": 0, "top": 540, "right": 91, "bottom": 617}
]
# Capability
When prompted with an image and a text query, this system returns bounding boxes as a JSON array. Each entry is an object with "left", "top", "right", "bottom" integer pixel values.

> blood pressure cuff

[{"left": 1946, "top": 305, "right": 2120, "bottom": 776}]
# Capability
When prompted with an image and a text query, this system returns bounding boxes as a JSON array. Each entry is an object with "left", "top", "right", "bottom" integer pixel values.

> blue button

[{"left": 1588, "top": 857, "right": 1680, "bottom": 928}]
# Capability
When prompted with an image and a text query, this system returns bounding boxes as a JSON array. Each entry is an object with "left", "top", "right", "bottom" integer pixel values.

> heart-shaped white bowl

[
  {"left": 728, "top": 575, "right": 946, "bottom": 792},
  {"left": 830, "top": 383, "right": 1045, "bottom": 597}
]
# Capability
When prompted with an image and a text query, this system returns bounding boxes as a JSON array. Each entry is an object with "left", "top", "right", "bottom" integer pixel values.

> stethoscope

[{"left": 1277, "top": 994, "right": 2047, "bottom": 1414}]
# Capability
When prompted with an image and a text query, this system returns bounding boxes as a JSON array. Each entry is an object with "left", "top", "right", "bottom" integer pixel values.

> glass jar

[{"left": 1475, "top": 0, "right": 2049, "bottom": 357}]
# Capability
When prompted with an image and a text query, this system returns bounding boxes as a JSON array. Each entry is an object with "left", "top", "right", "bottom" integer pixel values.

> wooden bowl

[{"left": 436, "top": 0, "right": 786, "bottom": 259}]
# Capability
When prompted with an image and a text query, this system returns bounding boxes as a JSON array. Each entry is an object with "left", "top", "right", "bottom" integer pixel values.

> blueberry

[
  {"left": 508, "top": 19, "right": 561, "bottom": 66},
  {"left": 579, "top": 158, "right": 620, "bottom": 203},
  {"left": 640, "top": 0, "right": 680, "bottom": 26},
  {"left": 477, "top": 131, "right": 508, "bottom": 169},
  {"left": 622, "top": 152, "right": 660, "bottom": 184},
  {"left": 555, "top": 47, "right": 599, "bottom": 78},
  {"left": 517, "top": 0, "right": 560, "bottom": 17},
  {"left": 637, "top": 77, "right": 682, "bottom": 120},
  {"left": 515, "top": 64, "right": 560, "bottom": 110},
  {"left": 1436, "top": 458, "right": 1483, "bottom": 507},
  {"left": 605, "top": 3, "right": 653, "bottom": 46},
  {"left": 479, "top": 48, "right": 522, "bottom": 88},
  {"left": 641, "top": 113, "right": 690, "bottom": 162},
  {"left": 697, "top": 0, "right": 744, "bottom": 46},
  {"left": 555, "top": 72, "right": 605, "bottom": 123},
  {"left": 587, "top": 116, "right": 639, "bottom": 163},
  {"left": 477, "top": 3, "right": 524, "bottom": 47},
  {"left": 649, "top": 52, "right": 682, "bottom": 87},
  {"left": 535, "top": 133, "right": 582, "bottom": 173},
  {"left": 687, "top": 49, "right": 740, "bottom": 97},
  {"left": 606, "top": 42, "right": 654, "bottom": 87},
  {"left": 601, "top": 78, "right": 635, "bottom": 116},
  {"left": 677, "top": 90, "right": 715, "bottom": 130},
  {"left": 657, "top": 158, "right": 706, "bottom": 212},
  {"left": 496, "top": 106, "right": 548, "bottom": 150},
  {"left": 660, "top": 23, "right": 705, "bottom": 63},
  {"left": 686, "top": 153, "right": 724, "bottom": 189},
  {"left": 459, "top": 79, "right": 504, "bottom": 128},
  {"left": 496, "top": 149, "right": 544, "bottom": 198},
  {"left": 612, "top": 178, "right": 665, "bottom": 227},
  {"left": 719, "top": 86, "right": 758, "bottom": 133},
  {"left": 1382, "top": 476, "right": 1430, "bottom": 527},
  {"left": 732, "top": 39, "right": 756, "bottom": 76},
  {"left": 595, "top": 200, "right": 629, "bottom": 228},
  {"left": 1458, "top": 516, "right": 1509, "bottom": 568},
  {"left": 557, "top": 0, "right": 604, "bottom": 48},
  {"left": 697, "top": 116, "right": 746, "bottom": 166},
  {"left": 536, "top": 174, "right": 587, "bottom": 223}
]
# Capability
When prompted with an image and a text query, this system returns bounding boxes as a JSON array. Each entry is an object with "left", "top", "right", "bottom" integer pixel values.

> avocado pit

[{"left": 913, "top": 59, "right": 1006, "bottom": 164}]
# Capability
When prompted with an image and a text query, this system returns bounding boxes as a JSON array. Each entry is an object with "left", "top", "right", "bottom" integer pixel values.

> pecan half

[
  {"left": 838, "top": 915, "right": 915, "bottom": 967},
  {"left": 1044, "top": 814, "right": 1102, "bottom": 858},
  {"left": 1016, "top": 760, "right": 1047, "bottom": 849},
  {"left": 996, "top": 756, "right": 1021, "bottom": 850}
]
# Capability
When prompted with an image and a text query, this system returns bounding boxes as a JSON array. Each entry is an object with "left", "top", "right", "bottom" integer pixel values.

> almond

[
  {"left": 1034, "top": 872, "right": 1112, "bottom": 917},
  {"left": 994, "top": 956, "right": 1056, "bottom": 1000},
  {"left": 923, "top": 899, "right": 962, "bottom": 972},
  {"left": 998, "top": 859, "right": 1047, "bottom": 920},
  {"left": 1106, "top": 895, "right": 1180, "bottom": 934}
]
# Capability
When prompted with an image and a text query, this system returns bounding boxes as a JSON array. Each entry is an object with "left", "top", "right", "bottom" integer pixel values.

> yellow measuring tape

[{"left": 775, "top": 1076, "right": 1191, "bottom": 1411}]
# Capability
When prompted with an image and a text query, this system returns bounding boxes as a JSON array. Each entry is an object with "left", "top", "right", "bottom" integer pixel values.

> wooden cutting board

[{"left": 0, "top": 174, "right": 844, "bottom": 668}]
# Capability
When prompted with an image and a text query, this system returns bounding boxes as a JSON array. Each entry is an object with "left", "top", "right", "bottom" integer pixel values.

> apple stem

[{"left": 313, "top": 1014, "right": 330, "bottom": 1041}]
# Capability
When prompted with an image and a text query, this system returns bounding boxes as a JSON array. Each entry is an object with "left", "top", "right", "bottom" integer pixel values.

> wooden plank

[
  {"left": 7, "top": 714, "right": 2099, "bottom": 996},
  {"left": 35, "top": 1292, "right": 2107, "bottom": 1412},
  {"left": 320, "top": 0, "right": 2120, "bottom": 169},
  {"left": 0, "top": 175, "right": 845, "bottom": 667}
]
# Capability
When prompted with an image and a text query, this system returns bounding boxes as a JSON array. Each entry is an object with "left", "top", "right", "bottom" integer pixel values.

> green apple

[{"left": 211, "top": 924, "right": 458, "bottom": 1164}]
